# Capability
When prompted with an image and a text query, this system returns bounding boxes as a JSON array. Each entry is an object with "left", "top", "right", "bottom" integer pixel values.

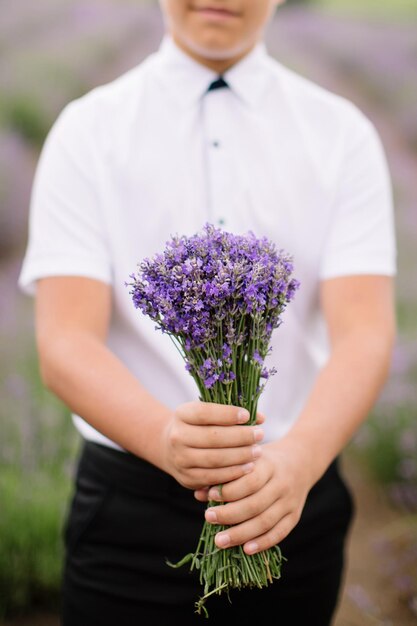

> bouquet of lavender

[{"left": 126, "top": 223, "right": 300, "bottom": 615}]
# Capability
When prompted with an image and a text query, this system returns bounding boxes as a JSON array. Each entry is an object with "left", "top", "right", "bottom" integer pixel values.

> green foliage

[
  {"left": 351, "top": 405, "right": 417, "bottom": 487},
  {"left": 396, "top": 298, "right": 417, "bottom": 338},
  {"left": 312, "top": 0, "right": 417, "bottom": 19},
  {"left": 0, "top": 94, "right": 51, "bottom": 149},
  {"left": 0, "top": 468, "right": 73, "bottom": 619},
  {"left": 0, "top": 339, "right": 81, "bottom": 618}
]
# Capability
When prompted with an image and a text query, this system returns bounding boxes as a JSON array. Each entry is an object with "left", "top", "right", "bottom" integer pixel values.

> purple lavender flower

[
  {"left": 127, "top": 222, "right": 299, "bottom": 408},
  {"left": 253, "top": 350, "right": 263, "bottom": 365}
]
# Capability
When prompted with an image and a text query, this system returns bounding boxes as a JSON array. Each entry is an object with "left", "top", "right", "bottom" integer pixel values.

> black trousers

[{"left": 61, "top": 440, "right": 355, "bottom": 626}]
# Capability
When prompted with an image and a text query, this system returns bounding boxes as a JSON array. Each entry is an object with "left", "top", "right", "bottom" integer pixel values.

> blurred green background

[{"left": 1, "top": 0, "right": 416, "bottom": 621}]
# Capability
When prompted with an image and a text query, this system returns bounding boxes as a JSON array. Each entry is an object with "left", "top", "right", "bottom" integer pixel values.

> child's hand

[
  {"left": 195, "top": 436, "right": 315, "bottom": 553},
  {"left": 162, "top": 401, "right": 265, "bottom": 490}
]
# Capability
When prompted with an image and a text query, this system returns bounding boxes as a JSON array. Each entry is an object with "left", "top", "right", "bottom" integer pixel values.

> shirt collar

[{"left": 153, "top": 32, "right": 270, "bottom": 110}]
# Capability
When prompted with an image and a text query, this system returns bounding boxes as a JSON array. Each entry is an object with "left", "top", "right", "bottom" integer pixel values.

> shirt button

[
  {"left": 218, "top": 217, "right": 225, "bottom": 226},
  {"left": 212, "top": 140, "right": 220, "bottom": 148}
]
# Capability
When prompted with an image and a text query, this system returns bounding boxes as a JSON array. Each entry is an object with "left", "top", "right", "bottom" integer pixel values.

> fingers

[
  {"left": 206, "top": 461, "right": 269, "bottom": 502},
  {"left": 178, "top": 461, "right": 256, "bottom": 491},
  {"left": 222, "top": 512, "right": 296, "bottom": 555},
  {"left": 168, "top": 440, "right": 261, "bottom": 490},
  {"left": 193, "top": 456, "right": 264, "bottom": 502},
  {"left": 176, "top": 401, "right": 250, "bottom": 426},
  {"left": 205, "top": 483, "right": 275, "bottom": 527},
  {"left": 184, "top": 423, "right": 264, "bottom": 449},
  {"left": 168, "top": 402, "right": 268, "bottom": 491},
  {"left": 183, "top": 443, "right": 262, "bottom": 471},
  {"left": 194, "top": 486, "right": 210, "bottom": 502},
  {"left": 211, "top": 501, "right": 298, "bottom": 554},
  {"left": 202, "top": 475, "right": 304, "bottom": 554},
  {"left": 168, "top": 410, "right": 264, "bottom": 473}
]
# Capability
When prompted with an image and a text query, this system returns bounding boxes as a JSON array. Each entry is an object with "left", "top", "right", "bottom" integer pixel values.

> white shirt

[{"left": 18, "top": 33, "right": 396, "bottom": 451}]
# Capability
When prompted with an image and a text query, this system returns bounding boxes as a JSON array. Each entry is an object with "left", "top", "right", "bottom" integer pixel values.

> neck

[{"left": 171, "top": 35, "right": 255, "bottom": 74}]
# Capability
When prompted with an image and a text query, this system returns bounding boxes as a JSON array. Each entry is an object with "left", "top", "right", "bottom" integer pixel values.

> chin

[{"left": 186, "top": 34, "right": 248, "bottom": 60}]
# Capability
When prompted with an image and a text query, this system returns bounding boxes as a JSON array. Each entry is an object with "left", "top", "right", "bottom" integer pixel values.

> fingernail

[
  {"left": 237, "top": 409, "right": 250, "bottom": 423},
  {"left": 245, "top": 541, "right": 259, "bottom": 554},
  {"left": 253, "top": 427, "right": 264, "bottom": 442},
  {"left": 242, "top": 462, "right": 254, "bottom": 474},
  {"left": 252, "top": 445, "right": 262, "bottom": 459},
  {"left": 216, "top": 533, "right": 230, "bottom": 548},
  {"left": 205, "top": 509, "right": 217, "bottom": 523},
  {"left": 208, "top": 487, "right": 221, "bottom": 500}
]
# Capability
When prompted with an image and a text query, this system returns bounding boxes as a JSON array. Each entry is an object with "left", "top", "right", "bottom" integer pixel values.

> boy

[{"left": 18, "top": 1, "right": 396, "bottom": 624}]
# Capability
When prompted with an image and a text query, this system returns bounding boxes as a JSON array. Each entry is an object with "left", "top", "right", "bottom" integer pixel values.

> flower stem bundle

[{"left": 127, "top": 223, "right": 300, "bottom": 615}]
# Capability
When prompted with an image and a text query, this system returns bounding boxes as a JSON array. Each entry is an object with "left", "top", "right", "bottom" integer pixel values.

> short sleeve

[
  {"left": 319, "top": 113, "right": 397, "bottom": 280},
  {"left": 17, "top": 100, "right": 113, "bottom": 296}
]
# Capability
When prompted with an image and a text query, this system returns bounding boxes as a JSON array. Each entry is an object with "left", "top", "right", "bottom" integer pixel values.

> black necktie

[{"left": 207, "top": 75, "right": 229, "bottom": 92}]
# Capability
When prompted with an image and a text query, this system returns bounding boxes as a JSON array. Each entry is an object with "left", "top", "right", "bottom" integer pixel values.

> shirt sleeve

[
  {"left": 17, "top": 99, "right": 113, "bottom": 296},
  {"left": 319, "top": 111, "right": 397, "bottom": 280}
]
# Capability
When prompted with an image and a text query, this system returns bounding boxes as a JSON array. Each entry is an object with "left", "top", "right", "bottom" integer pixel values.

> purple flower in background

[{"left": 126, "top": 222, "right": 300, "bottom": 615}]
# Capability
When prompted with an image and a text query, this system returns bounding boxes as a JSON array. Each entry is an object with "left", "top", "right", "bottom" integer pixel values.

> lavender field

[{"left": 1, "top": 1, "right": 416, "bottom": 623}]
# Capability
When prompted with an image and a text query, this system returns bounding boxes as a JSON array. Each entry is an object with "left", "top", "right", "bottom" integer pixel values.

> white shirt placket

[{"left": 202, "top": 89, "right": 234, "bottom": 229}]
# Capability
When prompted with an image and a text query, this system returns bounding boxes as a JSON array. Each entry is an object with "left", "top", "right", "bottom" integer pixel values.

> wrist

[{"left": 275, "top": 431, "right": 329, "bottom": 487}]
